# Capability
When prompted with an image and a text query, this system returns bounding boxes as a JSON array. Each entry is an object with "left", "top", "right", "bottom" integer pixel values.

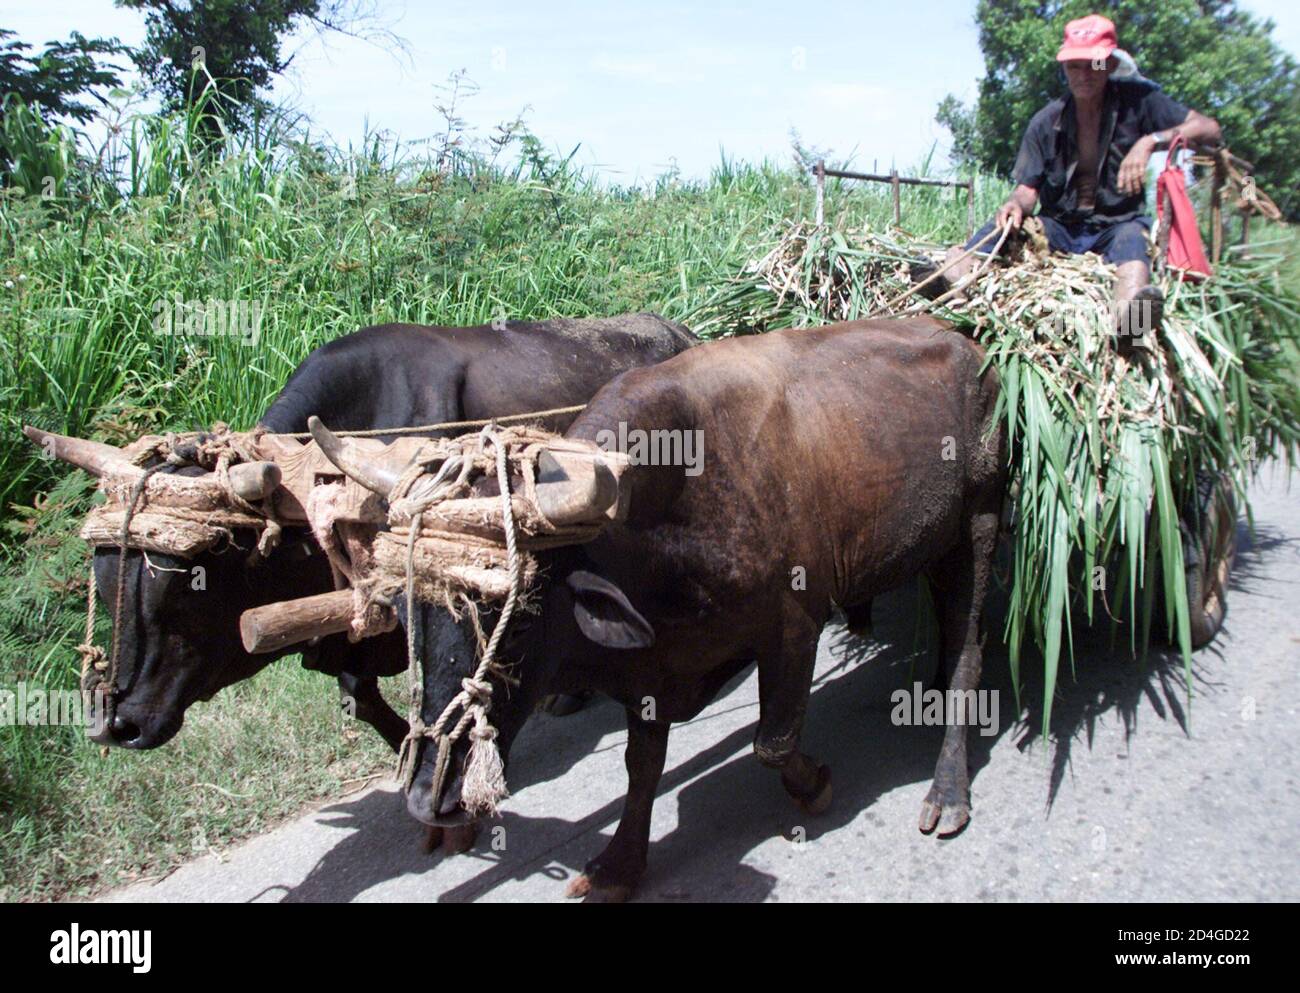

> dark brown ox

[{"left": 326, "top": 318, "right": 1005, "bottom": 901}]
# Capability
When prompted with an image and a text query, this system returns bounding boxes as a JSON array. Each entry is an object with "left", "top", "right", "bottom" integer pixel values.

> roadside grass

[{"left": 1, "top": 662, "right": 395, "bottom": 903}]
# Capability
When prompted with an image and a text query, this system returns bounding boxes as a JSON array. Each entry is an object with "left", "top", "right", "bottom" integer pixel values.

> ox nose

[
  {"left": 89, "top": 714, "right": 143, "bottom": 747},
  {"left": 88, "top": 707, "right": 182, "bottom": 749},
  {"left": 405, "top": 771, "right": 470, "bottom": 827}
]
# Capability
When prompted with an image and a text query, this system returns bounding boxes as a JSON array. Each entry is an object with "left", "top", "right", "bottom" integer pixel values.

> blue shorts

[{"left": 966, "top": 215, "right": 1152, "bottom": 267}]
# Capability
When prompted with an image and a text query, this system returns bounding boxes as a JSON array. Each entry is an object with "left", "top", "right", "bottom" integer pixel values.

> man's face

[{"left": 1062, "top": 57, "right": 1112, "bottom": 101}]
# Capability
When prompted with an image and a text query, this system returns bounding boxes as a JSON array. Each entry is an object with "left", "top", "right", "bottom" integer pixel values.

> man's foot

[{"left": 1116, "top": 285, "right": 1164, "bottom": 353}]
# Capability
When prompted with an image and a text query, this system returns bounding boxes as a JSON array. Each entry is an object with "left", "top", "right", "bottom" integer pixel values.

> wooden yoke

[
  {"left": 248, "top": 433, "right": 432, "bottom": 525},
  {"left": 240, "top": 588, "right": 356, "bottom": 654}
]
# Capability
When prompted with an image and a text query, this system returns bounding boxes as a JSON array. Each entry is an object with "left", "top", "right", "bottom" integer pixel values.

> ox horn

[
  {"left": 23, "top": 425, "right": 139, "bottom": 478},
  {"left": 534, "top": 449, "right": 619, "bottom": 525},
  {"left": 308, "top": 416, "right": 402, "bottom": 497},
  {"left": 227, "top": 461, "right": 282, "bottom": 501}
]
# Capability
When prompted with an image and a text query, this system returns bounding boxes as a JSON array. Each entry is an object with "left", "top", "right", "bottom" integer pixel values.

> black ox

[{"left": 31, "top": 315, "right": 696, "bottom": 759}]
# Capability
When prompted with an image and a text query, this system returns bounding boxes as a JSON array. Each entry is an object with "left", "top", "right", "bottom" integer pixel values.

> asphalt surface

[{"left": 103, "top": 465, "right": 1299, "bottom": 903}]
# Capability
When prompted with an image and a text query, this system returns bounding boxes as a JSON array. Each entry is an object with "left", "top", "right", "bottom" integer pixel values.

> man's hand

[
  {"left": 995, "top": 200, "right": 1024, "bottom": 232},
  {"left": 1118, "top": 135, "right": 1156, "bottom": 195}
]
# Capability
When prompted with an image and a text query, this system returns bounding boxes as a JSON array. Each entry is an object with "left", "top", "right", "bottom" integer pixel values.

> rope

[
  {"left": 905, "top": 223, "right": 1013, "bottom": 314},
  {"left": 76, "top": 561, "right": 105, "bottom": 699},
  {"left": 867, "top": 222, "right": 1005, "bottom": 318},
  {"left": 276, "top": 403, "right": 588, "bottom": 441},
  {"left": 79, "top": 461, "right": 168, "bottom": 732},
  {"left": 212, "top": 448, "right": 281, "bottom": 559},
  {"left": 395, "top": 425, "right": 522, "bottom": 816}
]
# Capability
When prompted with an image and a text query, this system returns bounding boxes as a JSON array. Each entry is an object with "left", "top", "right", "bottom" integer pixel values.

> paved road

[{"left": 104, "top": 466, "right": 1299, "bottom": 902}]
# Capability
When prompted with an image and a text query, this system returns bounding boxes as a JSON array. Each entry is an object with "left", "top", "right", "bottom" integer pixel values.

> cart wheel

[{"left": 1181, "top": 471, "right": 1238, "bottom": 649}]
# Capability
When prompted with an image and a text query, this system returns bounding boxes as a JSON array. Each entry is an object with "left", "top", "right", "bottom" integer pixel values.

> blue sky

[{"left": 7, "top": 1, "right": 1299, "bottom": 182}]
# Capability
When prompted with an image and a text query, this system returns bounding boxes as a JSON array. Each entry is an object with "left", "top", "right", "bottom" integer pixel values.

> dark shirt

[{"left": 1012, "top": 78, "right": 1189, "bottom": 226}]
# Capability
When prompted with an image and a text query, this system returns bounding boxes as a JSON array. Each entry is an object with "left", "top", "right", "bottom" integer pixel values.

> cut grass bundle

[{"left": 691, "top": 221, "right": 1300, "bottom": 733}]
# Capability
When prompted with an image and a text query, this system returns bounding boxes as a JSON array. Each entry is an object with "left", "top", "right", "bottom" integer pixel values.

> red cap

[{"left": 1056, "top": 14, "right": 1118, "bottom": 63}]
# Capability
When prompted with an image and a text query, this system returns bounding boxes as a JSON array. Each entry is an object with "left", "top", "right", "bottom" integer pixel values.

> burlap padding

[{"left": 368, "top": 426, "right": 614, "bottom": 606}]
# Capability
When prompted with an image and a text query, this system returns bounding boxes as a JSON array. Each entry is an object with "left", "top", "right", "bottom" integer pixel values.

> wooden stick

[
  {"left": 240, "top": 589, "right": 356, "bottom": 654},
  {"left": 814, "top": 159, "right": 825, "bottom": 227},
  {"left": 1210, "top": 155, "right": 1225, "bottom": 266}
]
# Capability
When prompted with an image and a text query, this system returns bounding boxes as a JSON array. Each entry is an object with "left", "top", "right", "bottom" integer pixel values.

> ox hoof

[
  {"left": 421, "top": 827, "right": 443, "bottom": 854},
  {"left": 420, "top": 823, "right": 478, "bottom": 856},
  {"left": 565, "top": 875, "right": 632, "bottom": 903},
  {"left": 442, "top": 823, "right": 479, "bottom": 855},
  {"left": 794, "top": 765, "right": 833, "bottom": 816},
  {"left": 918, "top": 796, "right": 970, "bottom": 838},
  {"left": 565, "top": 874, "right": 592, "bottom": 899},
  {"left": 565, "top": 868, "right": 636, "bottom": 903}
]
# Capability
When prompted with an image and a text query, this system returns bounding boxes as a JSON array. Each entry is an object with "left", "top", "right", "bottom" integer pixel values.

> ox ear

[{"left": 565, "top": 570, "right": 654, "bottom": 650}]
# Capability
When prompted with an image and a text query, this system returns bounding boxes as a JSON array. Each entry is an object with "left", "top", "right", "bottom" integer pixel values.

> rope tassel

[{"left": 461, "top": 717, "right": 508, "bottom": 816}]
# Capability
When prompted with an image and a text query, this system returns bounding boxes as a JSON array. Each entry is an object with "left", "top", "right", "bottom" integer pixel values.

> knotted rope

[
  {"left": 79, "top": 460, "right": 169, "bottom": 729},
  {"left": 395, "top": 425, "right": 526, "bottom": 815},
  {"left": 120, "top": 423, "right": 284, "bottom": 559}
]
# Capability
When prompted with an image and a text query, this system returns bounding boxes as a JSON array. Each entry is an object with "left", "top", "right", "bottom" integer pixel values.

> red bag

[{"left": 1156, "top": 135, "right": 1212, "bottom": 281}]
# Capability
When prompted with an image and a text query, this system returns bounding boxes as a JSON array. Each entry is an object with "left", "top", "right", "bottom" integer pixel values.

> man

[{"left": 930, "top": 14, "right": 1221, "bottom": 342}]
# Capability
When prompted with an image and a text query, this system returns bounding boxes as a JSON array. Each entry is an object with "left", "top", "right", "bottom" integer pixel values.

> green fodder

[{"left": 691, "top": 221, "right": 1300, "bottom": 734}]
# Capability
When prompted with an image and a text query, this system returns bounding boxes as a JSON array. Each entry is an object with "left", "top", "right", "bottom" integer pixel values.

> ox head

[
  {"left": 312, "top": 419, "right": 654, "bottom": 825},
  {"left": 26, "top": 426, "right": 334, "bottom": 748}
]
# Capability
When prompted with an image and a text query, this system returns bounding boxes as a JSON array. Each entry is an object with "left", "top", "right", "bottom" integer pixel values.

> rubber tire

[{"left": 1180, "top": 471, "right": 1238, "bottom": 649}]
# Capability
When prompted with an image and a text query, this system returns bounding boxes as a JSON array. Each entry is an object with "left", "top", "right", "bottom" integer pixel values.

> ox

[
  {"left": 29, "top": 316, "right": 696, "bottom": 760},
  {"left": 322, "top": 317, "right": 1005, "bottom": 900}
]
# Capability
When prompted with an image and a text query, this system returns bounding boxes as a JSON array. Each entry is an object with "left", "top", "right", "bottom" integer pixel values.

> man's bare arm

[
  {"left": 1153, "top": 109, "right": 1222, "bottom": 150},
  {"left": 996, "top": 185, "right": 1039, "bottom": 231},
  {"left": 1118, "top": 110, "right": 1222, "bottom": 194}
]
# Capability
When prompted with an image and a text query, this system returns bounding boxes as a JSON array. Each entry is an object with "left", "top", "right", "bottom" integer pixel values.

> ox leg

[
  {"left": 566, "top": 708, "right": 669, "bottom": 903},
  {"left": 843, "top": 598, "right": 873, "bottom": 636},
  {"left": 918, "top": 508, "right": 998, "bottom": 837},
  {"left": 338, "top": 671, "right": 407, "bottom": 753},
  {"left": 754, "top": 623, "right": 832, "bottom": 816},
  {"left": 340, "top": 672, "right": 476, "bottom": 855}
]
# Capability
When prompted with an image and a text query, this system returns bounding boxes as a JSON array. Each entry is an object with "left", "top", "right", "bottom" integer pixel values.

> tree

[
  {"left": 938, "top": 0, "right": 1300, "bottom": 218},
  {"left": 117, "top": 0, "right": 400, "bottom": 130},
  {"left": 0, "top": 29, "right": 126, "bottom": 184},
  {"left": 0, "top": 29, "right": 126, "bottom": 123}
]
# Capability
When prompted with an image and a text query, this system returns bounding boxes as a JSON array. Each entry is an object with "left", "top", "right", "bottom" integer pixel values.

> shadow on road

[{"left": 276, "top": 518, "right": 1291, "bottom": 902}]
